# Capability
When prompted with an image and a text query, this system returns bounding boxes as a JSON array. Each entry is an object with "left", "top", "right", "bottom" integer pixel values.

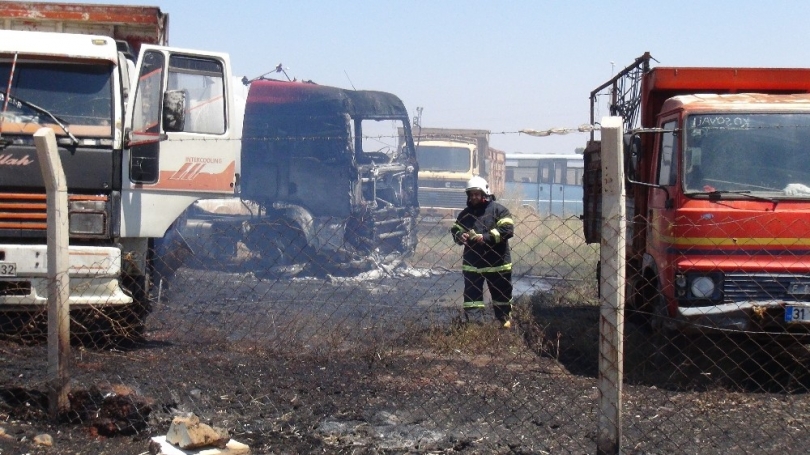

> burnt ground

[{"left": 3, "top": 267, "right": 810, "bottom": 454}]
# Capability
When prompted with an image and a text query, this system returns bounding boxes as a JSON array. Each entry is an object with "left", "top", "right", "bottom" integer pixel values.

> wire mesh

[{"left": 2, "top": 200, "right": 810, "bottom": 453}]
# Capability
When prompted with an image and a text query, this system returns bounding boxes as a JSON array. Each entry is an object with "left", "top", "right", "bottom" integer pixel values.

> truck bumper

[
  {"left": 676, "top": 300, "right": 810, "bottom": 335},
  {"left": 0, "top": 244, "right": 132, "bottom": 308}
]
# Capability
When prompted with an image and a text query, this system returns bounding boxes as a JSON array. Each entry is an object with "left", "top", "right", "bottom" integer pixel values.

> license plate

[
  {"left": 789, "top": 283, "right": 810, "bottom": 296},
  {"left": 0, "top": 262, "right": 16, "bottom": 277},
  {"left": 785, "top": 305, "right": 810, "bottom": 323}
]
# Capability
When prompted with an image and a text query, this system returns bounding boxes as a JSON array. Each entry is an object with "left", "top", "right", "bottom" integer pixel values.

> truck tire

[
  {"left": 628, "top": 270, "right": 657, "bottom": 328},
  {"left": 642, "top": 281, "right": 691, "bottom": 383},
  {"left": 74, "top": 274, "right": 151, "bottom": 348},
  {"left": 245, "top": 221, "right": 310, "bottom": 270},
  {"left": 0, "top": 310, "right": 46, "bottom": 342},
  {"left": 207, "top": 224, "right": 239, "bottom": 263},
  {"left": 151, "top": 232, "right": 191, "bottom": 289}
]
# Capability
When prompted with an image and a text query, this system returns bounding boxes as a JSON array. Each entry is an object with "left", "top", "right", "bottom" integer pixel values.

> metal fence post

[
  {"left": 34, "top": 128, "right": 71, "bottom": 418},
  {"left": 597, "top": 116, "right": 626, "bottom": 455}
]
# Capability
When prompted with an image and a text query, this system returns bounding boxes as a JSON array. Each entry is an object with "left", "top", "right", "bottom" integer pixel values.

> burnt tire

[{"left": 246, "top": 221, "right": 310, "bottom": 269}]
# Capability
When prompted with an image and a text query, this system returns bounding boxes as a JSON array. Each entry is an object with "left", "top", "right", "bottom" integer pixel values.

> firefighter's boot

[
  {"left": 464, "top": 308, "right": 486, "bottom": 325},
  {"left": 494, "top": 304, "right": 512, "bottom": 329}
]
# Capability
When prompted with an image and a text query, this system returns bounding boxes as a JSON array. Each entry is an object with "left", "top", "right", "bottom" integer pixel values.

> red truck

[{"left": 584, "top": 52, "right": 810, "bottom": 336}]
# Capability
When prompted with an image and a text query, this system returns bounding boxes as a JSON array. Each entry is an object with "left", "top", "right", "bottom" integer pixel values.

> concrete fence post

[
  {"left": 34, "top": 128, "right": 71, "bottom": 418},
  {"left": 596, "top": 117, "right": 626, "bottom": 455}
]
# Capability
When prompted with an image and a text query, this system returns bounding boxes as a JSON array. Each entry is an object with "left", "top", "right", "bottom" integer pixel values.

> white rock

[
  {"left": 33, "top": 433, "right": 53, "bottom": 446},
  {"left": 166, "top": 414, "right": 229, "bottom": 450},
  {"left": 150, "top": 435, "right": 250, "bottom": 454}
]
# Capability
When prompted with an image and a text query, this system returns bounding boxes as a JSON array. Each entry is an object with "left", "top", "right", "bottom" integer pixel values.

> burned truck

[{"left": 157, "top": 79, "right": 420, "bottom": 277}]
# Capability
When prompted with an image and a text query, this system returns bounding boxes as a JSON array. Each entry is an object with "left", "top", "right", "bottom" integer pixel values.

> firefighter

[{"left": 450, "top": 176, "right": 515, "bottom": 327}]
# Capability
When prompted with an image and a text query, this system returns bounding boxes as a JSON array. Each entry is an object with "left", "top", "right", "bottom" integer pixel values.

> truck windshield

[
  {"left": 684, "top": 113, "right": 810, "bottom": 197},
  {"left": 0, "top": 61, "right": 113, "bottom": 136},
  {"left": 415, "top": 145, "right": 471, "bottom": 172},
  {"left": 357, "top": 118, "right": 402, "bottom": 163}
]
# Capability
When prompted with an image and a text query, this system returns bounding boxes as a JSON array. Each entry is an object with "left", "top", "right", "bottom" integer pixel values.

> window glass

[
  {"left": 685, "top": 113, "right": 810, "bottom": 193},
  {"left": 0, "top": 61, "right": 113, "bottom": 134},
  {"left": 510, "top": 167, "right": 536, "bottom": 183},
  {"left": 658, "top": 121, "right": 677, "bottom": 186},
  {"left": 566, "top": 168, "right": 578, "bottom": 185},
  {"left": 167, "top": 55, "right": 226, "bottom": 134},
  {"left": 415, "top": 145, "right": 471, "bottom": 171},
  {"left": 540, "top": 163, "right": 551, "bottom": 183},
  {"left": 132, "top": 51, "right": 164, "bottom": 134}
]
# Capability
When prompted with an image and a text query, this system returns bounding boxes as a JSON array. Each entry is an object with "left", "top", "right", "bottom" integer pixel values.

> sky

[{"left": 35, "top": 0, "right": 810, "bottom": 155}]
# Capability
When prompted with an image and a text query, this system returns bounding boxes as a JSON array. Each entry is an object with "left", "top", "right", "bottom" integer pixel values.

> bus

[{"left": 504, "top": 153, "right": 584, "bottom": 217}]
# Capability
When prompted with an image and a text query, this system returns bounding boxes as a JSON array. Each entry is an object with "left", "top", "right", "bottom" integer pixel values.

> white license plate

[
  {"left": 0, "top": 262, "right": 16, "bottom": 277},
  {"left": 785, "top": 305, "right": 810, "bottom": 323}
]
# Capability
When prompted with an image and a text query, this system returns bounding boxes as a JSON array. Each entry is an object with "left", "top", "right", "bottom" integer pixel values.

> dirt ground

[{"left": 2, "top": 268, "right": 810, "bottom": 454}]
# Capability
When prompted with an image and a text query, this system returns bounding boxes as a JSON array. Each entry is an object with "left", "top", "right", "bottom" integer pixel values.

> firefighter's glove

[{"left": 467, "top": 230, "right": 484, "bottom": 244}]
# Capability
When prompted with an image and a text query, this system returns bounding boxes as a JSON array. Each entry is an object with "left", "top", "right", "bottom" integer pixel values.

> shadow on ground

[{"left": 523, "top": 295, "right": 810, "bottom": 394}]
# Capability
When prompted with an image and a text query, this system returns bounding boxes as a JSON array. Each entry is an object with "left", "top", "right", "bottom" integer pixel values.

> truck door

[
  {"left": 648, "top": 119, "right": 679, "bottom": 263},
  {"left": 121, "top": 46, "right": 239, "bottom": 237},
  {"left": 549, "top": 159, "right": 567, "bottom": 216}
]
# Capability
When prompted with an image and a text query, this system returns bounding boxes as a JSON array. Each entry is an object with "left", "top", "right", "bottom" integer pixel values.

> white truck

[
  {"left": 400, "top": 127, "right": 506, "bottom": 219},
  {"left": 0, "top": 2, "right": 240, "bottom": 342}
]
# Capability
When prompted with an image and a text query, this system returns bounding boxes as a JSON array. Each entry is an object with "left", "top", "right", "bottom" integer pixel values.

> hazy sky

[{"left": 42, "top": 0, "right": 810, "bottom": 154}]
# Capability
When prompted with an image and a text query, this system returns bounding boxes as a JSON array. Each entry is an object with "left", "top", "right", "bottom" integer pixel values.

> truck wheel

[
  {"left": 245, "top": 223, "right": 282, "bottom": 266},
  {"left": 246, "top": 222, "right": 310, "bottom": 271},
  {"left": 278, "top": 228, "right": 310, "bottom": 265},
  {"left": 649, "top": 284, "right": 671, "bottom": 333},
  {"left": 88, "top": 273, "right": 152, "bottom": 347},
  {"left": 642, "top": 284, "right": 692, "bottom": 384},
  {"left": 626, "top": 279, "right": 648, "bottom": 327},
  {"left": 0, "top": 310, "right": 47, "bottom": 342},
  {"left": 209, "top": 229, "right": 238, "bottom": 263},
  {"left": 629, "top": 271, "right": 657, "bottom": 328},
  {"left": 151, "top": 231, "right": 191, "bottom": 288},
  {"left": 71, "top": 303, "right": 146, "bottom": 349}
]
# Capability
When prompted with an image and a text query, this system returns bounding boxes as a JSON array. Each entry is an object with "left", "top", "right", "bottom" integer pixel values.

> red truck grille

[{"left": 0, "top": 193, "right": 107, "bottom": 231}]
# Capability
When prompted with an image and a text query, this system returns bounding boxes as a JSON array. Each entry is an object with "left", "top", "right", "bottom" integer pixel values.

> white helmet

[{"left": 466, "top": 176, "right": 490, "bottom": 195}]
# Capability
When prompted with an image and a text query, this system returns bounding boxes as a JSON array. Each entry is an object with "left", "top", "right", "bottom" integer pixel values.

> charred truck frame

[{"left": 163, "top": 79, "right": 419, "bottom": 274}]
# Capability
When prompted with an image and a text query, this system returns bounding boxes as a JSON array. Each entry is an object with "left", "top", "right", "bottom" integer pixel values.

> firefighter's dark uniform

[{"left": 450, "top": 197, "right": 515, "bottom": 324}]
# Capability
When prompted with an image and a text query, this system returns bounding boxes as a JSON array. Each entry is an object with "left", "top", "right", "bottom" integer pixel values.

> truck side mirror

[
  {"left": 623, "top": 133, "right": 642, "bottom": 181},
  {"left": 162, "top": 90, "right": 187, "bottom": 132}
]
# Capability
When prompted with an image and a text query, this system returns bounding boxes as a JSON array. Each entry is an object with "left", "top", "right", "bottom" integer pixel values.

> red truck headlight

[
  {"left": 677, "top": 272, "right": 724, "bottom": 302},
  {"left": 691, "top": 276, "right": 715, "bottom": 298}
]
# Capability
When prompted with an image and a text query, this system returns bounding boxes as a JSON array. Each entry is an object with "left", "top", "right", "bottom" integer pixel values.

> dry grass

[
  {"left": 411, "top": 203, "right": 598, "bottom": 279},
  {"left": 419, "top": 317, "right": 524, "bottom": 356},
  {"left": 409, "top": 200, "right": 600, "bottom": 370},
  {"left": 405, "top": 278, "right": 600, "bottom": 378}
]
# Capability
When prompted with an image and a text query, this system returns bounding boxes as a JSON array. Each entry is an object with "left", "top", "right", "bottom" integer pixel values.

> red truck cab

[{"left": 586, "top": 57, "right": 810, "bottom": 336}]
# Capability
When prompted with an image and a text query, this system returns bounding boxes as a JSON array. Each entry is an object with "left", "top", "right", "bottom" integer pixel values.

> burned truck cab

[{"left": 240, "top": 79, "right": 419, "bottom": 271}]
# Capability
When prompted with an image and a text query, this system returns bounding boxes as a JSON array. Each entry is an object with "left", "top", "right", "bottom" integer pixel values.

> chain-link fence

[{"left": 3, "top": 196, "right": 810, "bottom": 453}]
